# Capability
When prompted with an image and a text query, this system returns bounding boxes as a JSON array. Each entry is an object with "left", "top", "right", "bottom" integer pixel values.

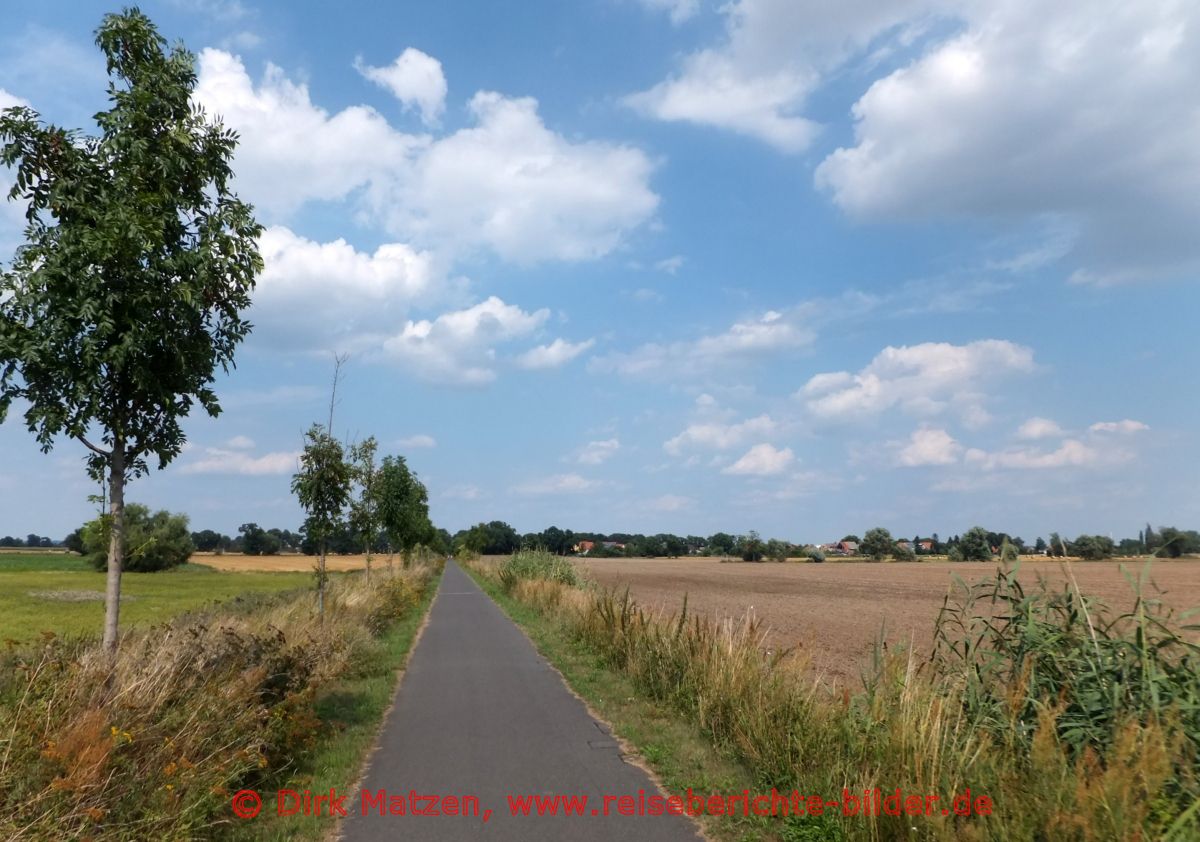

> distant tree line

[{"left": 447, "top": 522, "right": 1200, "bottom": 563}]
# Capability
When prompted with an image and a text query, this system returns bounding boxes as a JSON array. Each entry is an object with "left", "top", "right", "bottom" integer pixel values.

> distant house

[
  {"left": 896, "top": 540, "right": 912, "bottom": 550},
  {"left": 917, "top": 539, "right": 935, "bottom": 552},
  {"left": 602, "top": 541, "right": 625, "bottom": 550},
  {"left": 836, "top": 541, "right": 859, "bottom": 554},
  {"left": 574, "top": 540, "right": 595, "bottom": 554}
]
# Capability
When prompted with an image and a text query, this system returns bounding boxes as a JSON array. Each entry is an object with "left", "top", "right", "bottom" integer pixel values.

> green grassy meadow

[{"left": 0, "top": 552, "right": 311, "bottom": 641}]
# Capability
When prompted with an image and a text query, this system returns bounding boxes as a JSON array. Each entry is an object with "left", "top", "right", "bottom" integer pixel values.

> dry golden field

[
  {"left": 575, "top": 556, "right": 1200, "bottom": 683},
  {"left": 191, "top": 551, "right": 387, "bottom": 572}
]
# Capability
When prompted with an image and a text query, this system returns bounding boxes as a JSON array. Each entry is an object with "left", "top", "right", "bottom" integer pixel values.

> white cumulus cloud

[
  {"left": 513, "top": 473, "right": 599, "bottom": 495},
  {"left": 181, "top": 447, "right": 299, "bottom": 475},
  {"left": 382, "top": 296, "right": 549, "bottom": 385},
  {"left": 665, "top": 414, "right": 776, "bottom": 455},
  {"left": 516, "top": 338, "right": 595, "bottom": 370},
  {"left": 576, "top": 439, "right": 621, "bottom": 465},
  {"left": 896, "top": 427, "right": 962, "bottom": 466},
  {"left": 722, "top": 443, "right": 794, "bottom": 476},
  {"left": 1090, "top": 419, "right": 1150, "bottom": 434},
  {"left": 815, "top": 0, "right": 1200, "bottom": 284},
  {"left": 800, "top": 339, "right": 1035, "bottom": 422},
  {"left": 1016, "top": 417, "right": 1064, "bottom": 440},
  {"left": 591, "top": 310, "right": 813, "bottom": 379},
  {"left": 356, "top": 48, "right": 447, "bottom": 126}
]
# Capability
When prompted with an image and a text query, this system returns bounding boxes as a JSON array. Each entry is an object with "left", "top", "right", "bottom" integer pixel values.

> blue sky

[{"left": 2, "top": 0, "right": 1197, "bottom": 543}]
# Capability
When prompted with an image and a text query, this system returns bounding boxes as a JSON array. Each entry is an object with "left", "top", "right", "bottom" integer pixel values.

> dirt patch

[
  {"left": 27, "top": 590, "right": 137, "bottom": 602},
  {"left": 575, "top": 557, "right": 1200, "bottom": 685}
]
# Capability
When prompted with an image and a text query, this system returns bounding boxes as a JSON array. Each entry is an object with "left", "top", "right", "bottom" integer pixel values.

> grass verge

[
  {"left": 469, "top": 551, "right": 1200, "bottom": 842},
  {"left": 0, "top": 553, "right": 310, "bottom": 641},
  {"left": 227, "top": 566, "right": 441, "bottom": 841},
  {"left": 0, "top": 561, "right": 441, "bottom": 840},
  {"left": 465, "top": 561, "right": 798, "bottom": 842}
]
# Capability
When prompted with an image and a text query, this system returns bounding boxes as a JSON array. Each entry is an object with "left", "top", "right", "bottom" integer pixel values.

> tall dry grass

[
  {"left": 0, "top": 562, "right": 438, "bottom": 840},
  {"left": 479, "top": 553, "right": 1200, "bottom": 841}
]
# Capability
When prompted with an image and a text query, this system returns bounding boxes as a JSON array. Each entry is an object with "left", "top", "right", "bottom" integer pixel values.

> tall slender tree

[
  {"left": 292, "top": 424, "right": 351, "bottom": 619},
  {"left": 348, "top": 436, "right": 381, "bottom": 581},
  {"left": 0, "top": 9, "right": 262, "bottom": 652}
]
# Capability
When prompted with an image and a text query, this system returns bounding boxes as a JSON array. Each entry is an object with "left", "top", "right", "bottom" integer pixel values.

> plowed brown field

[{"left": 576, "top": 557, "right": 1200, "bottom": 684}]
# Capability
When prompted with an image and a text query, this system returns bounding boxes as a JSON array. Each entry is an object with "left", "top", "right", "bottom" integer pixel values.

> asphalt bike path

[{"left": 339, "top": 560, "right": 703, "bottom": 841}]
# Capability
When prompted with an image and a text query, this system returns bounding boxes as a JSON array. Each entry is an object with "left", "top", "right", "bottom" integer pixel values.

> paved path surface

[{"left": 339, "top": 561, "right": 703, "bottom": 841}]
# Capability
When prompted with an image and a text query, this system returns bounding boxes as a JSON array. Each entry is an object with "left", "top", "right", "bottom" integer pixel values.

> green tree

[
  {"left": 239, "top": 522, "right": 280, "bottom": 556},
  {"left": 741, "top": 530, "right": 764, "bottom": 562},
  {"left": 1034, "top": 536, "right": 1047, "bottom": 554},
  {"left": 63, "top": 528, "right": 85, "bottom": 555},
  {"left": 1155, "top": 527, "right": 1200, "bottom": 559},
  {"left": 377, "top": 455, "right": 432, "bottom": 563},
  {"left": 840, "top": 534, "right": 861, "bottom": 544},
  {"left": 348, "top": 436, "right": 381, "bottom": 580},
  {"left": 81, "top": 504, "right": 193, "bottom": 572},
  {"left": 1048, "top": 532, "right": 1066, "bottom": 558},
  {"left": 707, "top": 532, "right": 736, "bottom": 556},
  {"left": 1073, "top": 534, "right": 1115, "bottom": 561},
  {"left": 292, "top": 424, "right": 352, "bottom": 618},
  {"left": 959, "top": 526, "right": 994, "bottom": 561},
  {"left": 999, "top": 537, "right": 1019, "bottom": 562},
  {"left": 860, "top": 527, "right": 894, "bottom": 561},
  {"left": 0, "top": 10, "right": 262, "bottom": 651}
]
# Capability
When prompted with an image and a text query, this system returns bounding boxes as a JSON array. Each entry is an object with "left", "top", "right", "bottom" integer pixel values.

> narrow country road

[{"left": 338, "top": 561, "right": 703, "bottom": 841}]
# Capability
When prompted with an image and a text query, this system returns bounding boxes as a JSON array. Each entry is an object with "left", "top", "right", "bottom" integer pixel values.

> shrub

[
  {"left": 498, "top": 549, "right": 580, "bottom": 593},
  {"left": 806, "top": 547, "right": 826, "bottom": 563},
  {"left": 82, "top": 504, "right": 194, "bottom": 572},
  {"left": 958, "top": 525, "right": 993, "bottom": 561},
  {"left": 891, "top": 543, "right": 916, "bottom": 562},
  {"left": 860, "top": 527, "right": 893, "bottom": 561},
  {"left": 1073, "top": 534, "right": 1115, "bottom": 560},
  {"left": 0, "top": 568, "right": 431, "bottom": 839}
]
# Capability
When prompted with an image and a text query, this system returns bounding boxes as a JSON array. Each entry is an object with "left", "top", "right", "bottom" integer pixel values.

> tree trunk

[
  {"left": 364, "top": 542, "right": 371, "bottom": 583},
  {"left": 102, "top": 443, "right": 125, "bottom": 653},
  {"left": 317, "top": 538, "right": 326, "bottom": 621}
]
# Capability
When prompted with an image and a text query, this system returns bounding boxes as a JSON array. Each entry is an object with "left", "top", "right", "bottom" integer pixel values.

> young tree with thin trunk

[
  {"left": 348, "top": 436, "right": 380, "bottom": 581},
  {"left": 377, "top": 454, "right": 431, "bottom": 567},
  {"left": 0, "top": 9, "right": 262, "bottom": 653},
  {"left": 292, "top": 424, "right": 351, "bottom": 620}
]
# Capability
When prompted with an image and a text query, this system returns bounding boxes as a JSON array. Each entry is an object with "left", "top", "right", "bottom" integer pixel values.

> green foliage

[
  {"left": 498, "top": 549, "right": 581, "bottom": 593},
  {"left": 238, "top": 522, "right": 281, "bottom": 556},
  {"left": 81, "top": 504, "right": 193, "bottom": 572},
  {"left": 0, "top": 569, "right": 433, "bottom": 839},
  {"left": 1156, "top": 527, "right": 1200, "bottom": 559},
  {"left": 859, "top": 527, "right": 894, "bottom": 561},
  {"left": 348, "top": 437, "right": 381, "bottom": 561},
  {"left": 0, "top": 8, "right": 262, "bottom": 478},
  {"left": 891, "top": 543, "right": 916, "bottom": 562},
  {"left": 932, "top": 563, "right": 1200, "bottom": 802},
  {"left": 740, "top": 530, "right": 765, "bottom": 562},
  {"left": 1073, "top": 534, "right": 1115, "bottom": 560},
  {"left": 958, "top": 526, "right": 993, "bottom": 561},
  {"left": 291, "top": 424, "right": 352, "bottom": 555},
  {"left": 706, "top": 532, "right": 736, "bottom": 555},
  {"left": 458, "top": 520, "right": 518, "bottom": 556},
  {"left": 805, "top": 547, "right": 826, "bottom": 563},
  {"left": 376, "top": 454, "right": 431, "bottom": 556},
  {"left": 1000, "top": 536, "right": 1020, "bottom": 562},
  {"left": 487, "top": 558, "right": 1200, "bottom": 840},
  {"left": 947, "top": 545, "right": 964, "bottom": 562}
]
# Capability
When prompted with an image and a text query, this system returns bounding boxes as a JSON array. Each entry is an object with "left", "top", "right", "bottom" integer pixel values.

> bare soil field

[
  {"left": 191, "top": 552, "right": 382, "bottom": 572},
  {"left": 576, "top": 557, "right": 1200, "bottom": 684}
]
